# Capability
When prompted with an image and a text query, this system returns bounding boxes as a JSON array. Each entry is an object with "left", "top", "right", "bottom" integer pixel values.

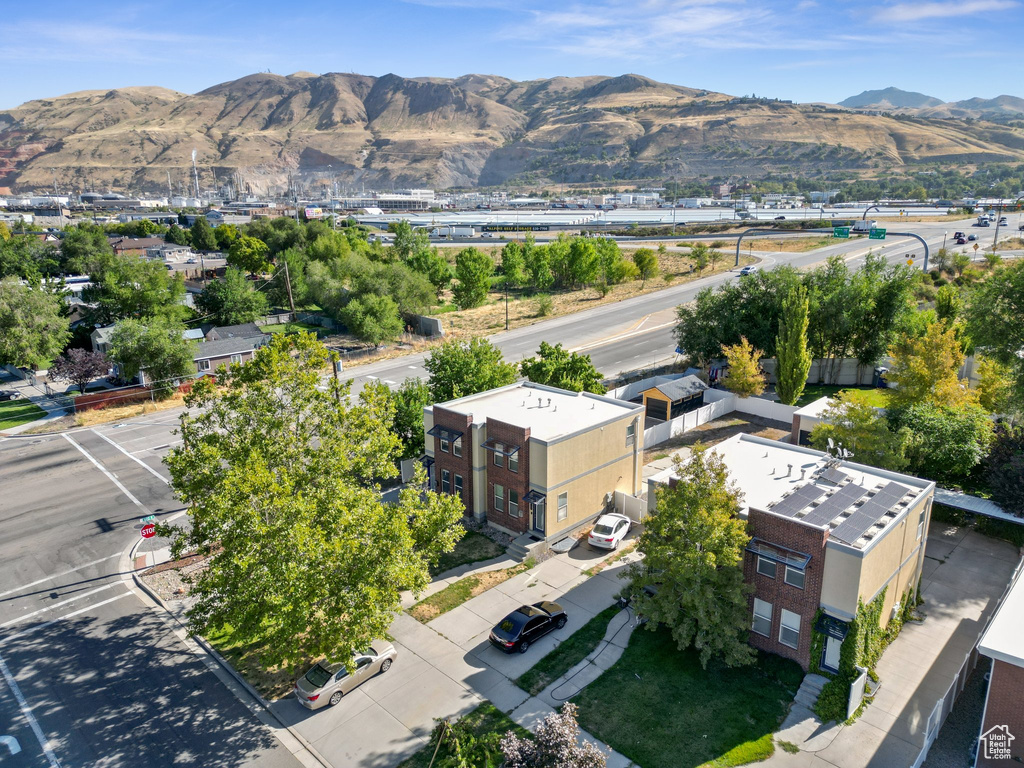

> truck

[
  {"left": 852, "top": 219, "right": 877, "bottom": 233},
  {"left": 431, "top": 225, "right": 476, "bottom": 238}
]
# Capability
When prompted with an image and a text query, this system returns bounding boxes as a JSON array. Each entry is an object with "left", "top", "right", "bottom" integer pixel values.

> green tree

[
  {"left": 162, "top": 333, "right": 465, "bottom": 668},
  {"left": 524, "top": 238, "right": 553, "bottom": 291},
  {"left": 888, "top": 402, "right": 993, "bottom": 482},
  {"left": 966, "top": 260, "right": 1024, "bottom": 408},
  {"left": 986, "top": 424, "right": 1024, "bottom": 516},
  {"left": 500, "top": 241, "right": 527, "bottom": 289},
  {"left": 689, "top": 243, "right": 710, "bottom": 274},
  {"left": 0, "top": 278, "right": 70, "bottom": 368},
  {"left": 425, "top": 337, "right": 518, "bottom": 402},
  {"left": 975, "top": 355, "right": 1014, "bottom": 414},
  {"left": 952, "top": 252, "right": 971, "bottom": 277},
  {"left": 190, "top": 216, "right": 218, "bottom": 252},
  {"left": 84, "top": 253, "right": 187, "bottom": 324},
  {"left": 108, "top": 316, "right": 196, "bottom": 393},
  {"left": 887, "top": 323, "right": 970, "bottom": 408},
  {"left": 341, "top": 294, "right": 403, "bottom": 346},
  {"left": 934, "top": 284, "right": 963, "bottom": 325},
  {"left": 626, "top": 445, "right": 754, "bottom": 669},
  {"left": 519, "top": 341, "right": 605, "bottom": 393},
  {"left": 195, "top": 267, "right": 269, "bottom": 326},
  {"left": 59, "top": 224, "right": 114, "bottom": 274},
  {"left": 775, "top": 286, "right": 812, "bottom": 405},
  {"left": 633, "top": 248, "right": 659, "bottom": 286},
  {"left": 388, "top": 220, "right": 430, "bottom": 262},
  {"left": 452, "top": 248, "right": 493, "bottom": 310},
  {"left": 809, "top": 395, "right": 909, "bottom": 471},
  {"left": 165, "top": 224, "right": 192, "bottom": 247},
  {"left": 363, "top": 378, "right": 432, "bottom": 460},
  {"left": 214, "top": 224, "right": 240, "bottom": 251},
  {"left": 228, "top": 236, "right": 271, "bottom": 275},
  {"left": 722, "top": 337, "right": 766, "bottom": 398},
  {"left": 406, "top": 248, "right": 452, "bottom": 297}
]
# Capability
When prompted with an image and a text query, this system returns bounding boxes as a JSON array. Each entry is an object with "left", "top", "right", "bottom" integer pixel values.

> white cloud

[{"left": 872, "top": 0, "right": 1017, "bottom": 22}]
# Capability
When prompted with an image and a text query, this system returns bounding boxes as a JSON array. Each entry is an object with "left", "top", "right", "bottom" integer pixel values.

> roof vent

[
  {"left": 547, "top": 398, "right": 551, "bottom": 407},
  {"left": 537, "top": 397, "right": 542, "bottom": 407},
  {"left": 553, "top": 405, "right": 557, "bottom": 412}
]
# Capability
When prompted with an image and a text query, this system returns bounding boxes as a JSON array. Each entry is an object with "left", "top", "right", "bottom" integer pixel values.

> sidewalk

[{"left": 762, "top": 527, "right": 1020, "bottom": 767}]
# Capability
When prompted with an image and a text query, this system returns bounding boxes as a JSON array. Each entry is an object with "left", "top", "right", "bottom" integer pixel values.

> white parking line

[
  {"left": 61, "top": 434, "right": 149, "bottom": 513},
  {"left": 0, "top": 653, "right": 62, "bottom": 767},
  {"left": 0, "top": 554, "right": 120, "bottom": 599},
  {"left": 89, "top": 429, "right": 169, "bottom": 485},
  {"left": 0, "top": 591, "right": 131, "bottom": 648},
  {"left": 0, "top": 584, "right": 117, "bottom": 629}
]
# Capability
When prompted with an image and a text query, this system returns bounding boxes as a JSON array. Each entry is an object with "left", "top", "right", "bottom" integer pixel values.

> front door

[
  {"left": 530, "top": 501, "right": 545, "bottom": 535},
  {"left": 822, "top": 636, "right": 842, "bottom": 672}
]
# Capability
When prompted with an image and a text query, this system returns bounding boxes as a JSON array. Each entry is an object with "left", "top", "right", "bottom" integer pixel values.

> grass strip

[
  {"left": 205, "top": 624, "right": 301, "bottom": 701},
  {"left": 410, "top": 559, "right": 533, "bottom": 623},
  {"left": 515, "top": 605, "right": 620, "bottom": 696},
  {"left": 0, "top": 399, "right": 46, "bottom": 431}
]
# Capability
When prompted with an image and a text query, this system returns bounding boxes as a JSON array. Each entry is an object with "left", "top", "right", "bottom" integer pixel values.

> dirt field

[{"left": 642, "top": 413, "right": 791, "bottom": 463}]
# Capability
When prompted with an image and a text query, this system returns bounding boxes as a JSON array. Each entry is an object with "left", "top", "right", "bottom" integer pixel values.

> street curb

[{"left": 122, "top": 531, "right": 334, "bottom": 768}]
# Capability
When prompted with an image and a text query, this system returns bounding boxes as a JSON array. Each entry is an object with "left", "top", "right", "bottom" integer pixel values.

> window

[
  {"left": 557, "top": 492, "right": 568, "bottom": 521},
  {"left": 493, "top": 443, "right": 504, "bottom": 468},
  {"left": 756, "top": 556, "right": 777, "bottom": 579},
  {"left": 917, "top": 518, "right": 923, "bottom": 540},
  {"left": 509, "top": 489, "right": 520, "bottom": 517},
  {"left": 452, "top": 436, "right": 462, "bottom": 457},
  {"left": 439, "top": 435, "right": 450, "bottom": 453},
  {"left": 230, "top": 354, "right": 242, "bottom": 364},
  {"left": 198, "top": 359, "right": 211, "bottom": 372},
  {"left": 784, "top": 566, "right": 805, "bottom": 589},
  {"left": 454, "top": 474, "right": 463, "bottom": 496},
  {"left": 508, "top": 450, "right": 518, "bottom": 473},
  {"left": 752, "top": 598, "right": 772, "bottom": 637},
  {"left": 441, "top": 469, "right": 451, "bottom": 494},
  {"left": 780, "top": 609, "right": 801, "bottom": 649},
  {"left": 626, "top": 422, "right": 636, "bottom": 445},
  {"left": 494, "top": 484, "right": 504, "bottom": 512}
]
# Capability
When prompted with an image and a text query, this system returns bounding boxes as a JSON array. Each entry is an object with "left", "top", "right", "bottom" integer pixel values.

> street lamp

[{"left": 942, "top": 231, "right": 947, "bottom": 250}]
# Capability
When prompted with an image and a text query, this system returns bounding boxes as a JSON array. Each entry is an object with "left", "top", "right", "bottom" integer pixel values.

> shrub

[{"left": 535, "top": 294, "right": 553, "bottom": 317}]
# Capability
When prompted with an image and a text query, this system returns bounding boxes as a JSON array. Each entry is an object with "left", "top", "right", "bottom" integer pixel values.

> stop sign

[{"left": 141, "top": 523, "right": 157, "bottom": 539}]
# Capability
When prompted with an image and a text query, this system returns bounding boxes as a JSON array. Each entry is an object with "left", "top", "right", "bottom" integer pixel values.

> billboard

[{"left": 304, "top": 207, "right": 323, "bottom": 220}]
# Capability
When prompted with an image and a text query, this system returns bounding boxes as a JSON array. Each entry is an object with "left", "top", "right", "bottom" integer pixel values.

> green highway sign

[
  {"left": 832, "top": 227, "right": 850, "bottom": 238},
  {"left": 869, "top": 228, "right": 886, "bottom": 240}
]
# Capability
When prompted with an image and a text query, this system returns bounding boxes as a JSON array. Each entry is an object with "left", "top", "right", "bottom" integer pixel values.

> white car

[
  {"left": 739, "top": 265, "right": 758, "bottom": 276},
  {"left": 588, "top": 513, "right": 632, "bottom": 550}
]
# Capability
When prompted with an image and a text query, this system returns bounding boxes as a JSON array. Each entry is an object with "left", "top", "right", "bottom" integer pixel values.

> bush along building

[
  {"left": 423, "top": 383, "right": 644, "bottom": 548},
  {"left": 648, "top": 433, "right": 935, "bottom": 720}
]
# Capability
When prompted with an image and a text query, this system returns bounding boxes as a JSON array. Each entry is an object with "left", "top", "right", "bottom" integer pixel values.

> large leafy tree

[
  {"left": 190, "top": 216, "right": 218, "bottom": 252},
  {"left": 775, "top": 285, "right": 812, "bottom": 405},
  {"left": 59, "top": 223, "right": 114, "bottom": 274},
  {"left": 108, "top": 316, "right": 196, "bottom": 392},
  {"left": 84, "top": 253, "right": 187, "bottom": 324},
  {"left": 195, "top": 267, "right": 269, "bottom": 325},
  {"left": 228, "top": 235, "right": 271, "bottom": 275},
  {"left": 341, "top": 293, "right": 403, "bottom": 346},
  {"left": 626, "top": 444, "right": 754, "bottom": 669},
  {"left": 162, "top": 334, "right": 464, "bottom": 667},
  {"left": 633, "top": 248, "right": 659, "bottom": 286},
  {"left": 452, "top": 247, "right": 493, "bottom": 310},
  {"left": 966, "top": 260, "right": 1024, "bottom": 408},
  {"left": 424, "top": 337, "right": 518, "bottom": 402},
  {"left": 362, "top": 378, "right": 432, "bottom": 460},
  {"left": 986, "top": 424, "right": 1024, "bottom": 517},
  {"left": 0, "top": 278, "right": 71, "bottom": 368},
  {"left": 721, "top": 337, "right": 766, "bottom": 398},
  {"left": 519, "top": 341, "right": 605, "bottom": 393},
  {"left": 888, "top": 402, "right": 993, "bottom": 482},
  {"left": 500, "top": 240, "right": 527, "bottom": 288},
  {"left": 886, "top": 322, "right": 970, "bottom": 408},
  {"left": 49, "top": 348, "right": 109, "bottom": 393},
  {"left": 809, "top": 394, "right": 909, "bottom": 471}
]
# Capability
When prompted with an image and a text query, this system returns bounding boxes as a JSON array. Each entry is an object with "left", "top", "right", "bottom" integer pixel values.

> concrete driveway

[{"left": 270, "top": 544, "right": 641, "bottom": 767}]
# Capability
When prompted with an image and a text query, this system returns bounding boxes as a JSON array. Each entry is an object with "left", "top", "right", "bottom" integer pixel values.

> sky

[{"left": 1, "top": 0, "right": 1021, "bottom": 109}]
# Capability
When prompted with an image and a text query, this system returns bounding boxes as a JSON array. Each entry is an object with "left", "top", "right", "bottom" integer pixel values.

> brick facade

[
  {"left": 431, "top": 406, "right": 473, "bottom": 517},
  {"left": 978, "top": 660, "right": 1024, "bottom": 765},
  {"left": 744, "top": 508, "right": 829, "bottom": 670},
  {"left": 483, "top": 419, "right": 531, "bottom": 535}
]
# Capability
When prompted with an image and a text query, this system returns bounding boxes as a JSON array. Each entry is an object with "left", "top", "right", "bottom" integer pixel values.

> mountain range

[
  {"left": 2, "top": 73, "right": 1024, "bottom": 195},
  {"left": 839, "top": 87, "right": 1024, "bottom": 122}
]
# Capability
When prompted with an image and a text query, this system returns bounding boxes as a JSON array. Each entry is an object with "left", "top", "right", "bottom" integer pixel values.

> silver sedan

[{"left": 293, "top": 640, "right": 397, "bottom": 709}]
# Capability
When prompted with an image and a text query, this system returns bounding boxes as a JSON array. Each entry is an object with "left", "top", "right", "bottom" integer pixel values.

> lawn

[
  {"left": 409, "top": 559, "right": 534, "bottom": 623},
  {"left": 259, "top": 321, "right": 326, "bottom": 336},
  {"left": 793, "top": 384, "right": 889, "bottom": 408},
  {"left": 397, "top": 701, "right": 530, "bottom": 768},
  {"left": 205, "top": 624, "right": 304, "bottom": 701},
  {"left": 0, "top": 399, "right": 46, "bottom": 431},
  {"left": 574, "top": 626, "right": 804, "bottom": 768},
  {"left": 430, "top": 529, "right": 506, "bottom": 577},
  {"left": 515, "top": 605, "right": 620, "bottom": 696}
]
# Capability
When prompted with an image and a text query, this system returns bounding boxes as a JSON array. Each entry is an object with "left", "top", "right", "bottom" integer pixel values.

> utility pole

[
  {"left": 191, "top": 149, "right": 200, "bottom": 199},
  {"left": 504, "top": 279, "right": 509, "bottom": 331},
  {"left": 330, "top": 351, "right": 342, "bottom": 405},
  {"left": 282, "top": 259, "right": 296, "bottom": 313}
]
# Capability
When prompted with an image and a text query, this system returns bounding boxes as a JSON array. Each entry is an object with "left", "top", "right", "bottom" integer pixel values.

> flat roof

[
  {"left": 433, "top": 382, "right": 641, "bottom": 442},
  {"left": 648, "top": 433, "right": 932, "bottom": 551},
  {"left": 979, "top": 567, "right": 1024, "bottom": 667}
]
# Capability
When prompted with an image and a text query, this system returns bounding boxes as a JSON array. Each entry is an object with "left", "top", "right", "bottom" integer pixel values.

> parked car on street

[
  {"left": 293, "top": 641, "right": 396, "bottom": 709},
  {"left": 489, "top": 602, "right": 567, "bottom": 654},
  {"left": 588, "top": 513, "right": 632, "bottom": 550},
  {"left": 0, "top": 390, "right": 22, "bottom": 401},
  {"left": 739, "top": 265, "right": 758, "bottom": 276}
]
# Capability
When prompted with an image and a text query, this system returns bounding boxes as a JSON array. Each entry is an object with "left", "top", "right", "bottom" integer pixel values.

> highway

[
  {"left": 0, "top": 423, "right": 303, "bottom": 767},
  {"left": 343, "top": 215, "right": 998, "bottom": 395}
]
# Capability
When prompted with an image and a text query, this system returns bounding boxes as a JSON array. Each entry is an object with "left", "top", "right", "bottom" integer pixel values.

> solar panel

[
  {"left": 800, "top": 484, "right": 869, "bottom": 527},
  {"left": 820, "top": 467, "right": 849, "bottom": 485},
  {"left": 769, "top": 484, "right": 826, "bottom": 518},
  {"left": 830, "top": 482, "right": 911, "bottom": 543}
]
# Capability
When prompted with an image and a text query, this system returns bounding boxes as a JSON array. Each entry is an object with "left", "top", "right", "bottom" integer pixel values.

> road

[
  {"left": 0, "top": 419, "right": 302, "bottom": 768},
  {"left": 343, "top": 215, "right": 997, "bottom": 395}
]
